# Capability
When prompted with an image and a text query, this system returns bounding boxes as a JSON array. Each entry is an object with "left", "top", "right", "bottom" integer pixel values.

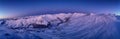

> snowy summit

[{"left": 0, "top": 13, "right": 120, "bottom": 39}]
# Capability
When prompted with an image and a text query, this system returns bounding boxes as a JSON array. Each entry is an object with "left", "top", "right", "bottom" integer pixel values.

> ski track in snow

[{"left": 0, "top": 13, "right": 120, "bottom": 39}]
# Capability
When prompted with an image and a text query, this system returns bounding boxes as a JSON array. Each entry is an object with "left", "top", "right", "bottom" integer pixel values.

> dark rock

[
  {"left": 5, "top": 33, "right": 10, "bottom": 36},
  {"left": 0, "top": 20, "right": 6, "bottom": 25},
  {"left": 30, "top": 23, "right": 49, "bottom": 28}
]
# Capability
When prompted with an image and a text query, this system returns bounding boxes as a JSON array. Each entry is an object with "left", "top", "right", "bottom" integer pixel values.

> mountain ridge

[{"left": 0, "top": 13, "right": 120, "bottom": 39}]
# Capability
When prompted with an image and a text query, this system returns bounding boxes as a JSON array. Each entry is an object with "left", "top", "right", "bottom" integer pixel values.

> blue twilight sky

[{"left": 0, "top": 0, "right": 120, "bottom": 18}]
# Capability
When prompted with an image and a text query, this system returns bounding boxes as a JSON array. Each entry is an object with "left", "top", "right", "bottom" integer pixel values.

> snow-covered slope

[{"left": 0, "top": 13, "right": 120, "bottom": 39}]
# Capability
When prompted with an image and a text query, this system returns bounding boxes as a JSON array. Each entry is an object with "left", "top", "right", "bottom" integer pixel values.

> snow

[{"left": 0, "top": 13, "right": 120, "bottom": 39}]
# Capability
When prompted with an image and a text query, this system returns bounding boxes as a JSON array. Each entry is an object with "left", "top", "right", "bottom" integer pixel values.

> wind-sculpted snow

[{"left": 0, "top": 13, "right": 120, "bottom": 39}]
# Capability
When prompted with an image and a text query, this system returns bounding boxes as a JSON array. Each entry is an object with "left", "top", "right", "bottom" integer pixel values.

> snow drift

[{"left": 0, "top": 13, "right": 120, "bottom": 39}]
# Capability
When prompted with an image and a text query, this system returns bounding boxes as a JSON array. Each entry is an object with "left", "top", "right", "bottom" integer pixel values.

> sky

[{"left": 0, "top": 0, "right": 120, "bottom": 18}]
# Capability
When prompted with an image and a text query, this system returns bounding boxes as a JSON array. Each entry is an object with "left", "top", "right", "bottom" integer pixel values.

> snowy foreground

[{"left": 0, "top": 13, "right": 120, "bottom": 39}]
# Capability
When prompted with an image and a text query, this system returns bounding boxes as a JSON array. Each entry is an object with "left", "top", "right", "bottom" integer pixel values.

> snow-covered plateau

[{"left": 0, "top": 13, "right": 120, "bottom": 39}]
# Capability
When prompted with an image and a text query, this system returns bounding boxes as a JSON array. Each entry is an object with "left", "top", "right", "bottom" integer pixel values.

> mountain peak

[{"left": 0, "top": 13, "right": 119, "bottom": 39}]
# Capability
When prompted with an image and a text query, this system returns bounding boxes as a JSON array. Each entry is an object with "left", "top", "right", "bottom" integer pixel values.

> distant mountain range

[{"left": 0, "top": 13, "right": 120, "bottom": 39}]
